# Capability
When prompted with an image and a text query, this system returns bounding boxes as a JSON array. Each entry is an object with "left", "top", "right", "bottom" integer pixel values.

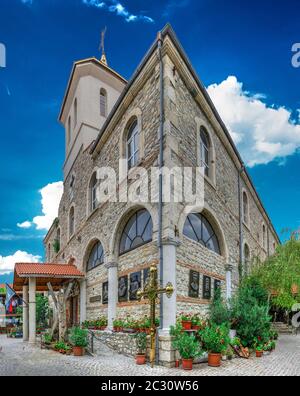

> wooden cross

[{"left": 136, "top": 266, "right": 174, "bottom": 367}]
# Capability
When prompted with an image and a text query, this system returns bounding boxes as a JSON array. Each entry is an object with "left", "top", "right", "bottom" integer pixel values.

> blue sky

[{"left": 0, "top": 0, "right": 300, "bottom": 282}]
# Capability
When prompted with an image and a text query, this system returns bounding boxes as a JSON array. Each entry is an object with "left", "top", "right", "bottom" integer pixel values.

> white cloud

[
  {"left": 82, "top": 0, "right": 154, "bottom": 23},
  {"left": 17, "top": 221, "right": 32, "bottom": 229},
  {"left": 20, "top": 181, "right": 63, "bottom": 231},
  {"left": 207, "top": 76, "right": 300, "bottom": 166},
  {"left": 0, "top": 250, "right": 41, "bottom": 275},
  {"left": 32, "top": 182, "right": 63, "bottom": 230}
]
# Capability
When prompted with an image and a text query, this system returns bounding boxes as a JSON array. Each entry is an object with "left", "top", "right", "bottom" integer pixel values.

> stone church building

[{"left": 43, "top": 24, "right": 279, "bottom": 345}]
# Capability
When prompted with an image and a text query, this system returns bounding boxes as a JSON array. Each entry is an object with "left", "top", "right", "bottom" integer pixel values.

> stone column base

[{"left": 158, "top": 335, "right": 178, "bottom": 368}]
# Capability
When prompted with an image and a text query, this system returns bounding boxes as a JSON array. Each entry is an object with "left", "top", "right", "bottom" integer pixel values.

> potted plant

[
  {"left": 134, "top": 332, "right": 147, "bottom": 365},
  {"left": 254, "top": 337, "right": 264, "bottom": 357},
  {"left": 69, "top": 326, "right": 88, "bottom": 356},
  {"left": 199, "top": 323, "right": 230, "bottom": 367},
  {"left": 180, "top": 313, "right": 192, "bottom": 330},
  {"left": 54, "top": 341, "right": 71, "bottom": 354},
  {"left": 191, "top": 315, "right": 202, "bottom": 331},
  {"left": 172, "top": 332, "right": 203, "bottom": 370}
]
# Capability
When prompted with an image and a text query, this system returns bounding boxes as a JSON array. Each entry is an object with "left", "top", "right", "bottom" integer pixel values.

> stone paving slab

[{"left": 0, "top": 335, "right": 299, "bottom": 376}]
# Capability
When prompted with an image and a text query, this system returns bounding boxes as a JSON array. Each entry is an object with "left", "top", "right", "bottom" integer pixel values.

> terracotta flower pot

[
  {"left": 182, "top": 321, "right": 192, "bottom": 330},
  {"left": 208, "top": 353, "right": 222, "bottom": 367},
  {"left": 136, "top": 354, "right": 146, "bottom": 365},
  {"left": 192, "top": 325, "right": 201, "bottom": 331},
  {"left": 256, "top": 350, "right": 263, "bottom": 358},
  {"left": 73, "top": 346, "right": 84, "bottom": 356},
  {"left": 182, "top": 358, "right": 193, "bottom": 370}
]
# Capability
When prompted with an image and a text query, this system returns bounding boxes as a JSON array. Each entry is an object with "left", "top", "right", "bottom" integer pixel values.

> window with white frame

[{"left": 74, "top": 98, "right": 78, "bottom": 128}]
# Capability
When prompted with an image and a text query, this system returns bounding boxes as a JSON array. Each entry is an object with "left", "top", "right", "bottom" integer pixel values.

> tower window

[{"left": 100, "top": 88, "right": 107, "bottom": 117}]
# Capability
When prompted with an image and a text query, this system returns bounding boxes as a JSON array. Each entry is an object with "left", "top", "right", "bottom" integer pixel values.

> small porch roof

[{"left": 13, "top": 263, "right": 85, "bottom": 292}]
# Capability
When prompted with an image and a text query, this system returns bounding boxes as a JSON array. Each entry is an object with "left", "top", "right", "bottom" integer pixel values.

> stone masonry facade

[{"left": 44, "top": 26, "right": 279, "bottom": 359}]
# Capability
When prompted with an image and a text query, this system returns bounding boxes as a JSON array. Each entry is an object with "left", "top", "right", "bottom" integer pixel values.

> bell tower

[{"left": 59, "top": 31, "right": 126, "bottom": 179}]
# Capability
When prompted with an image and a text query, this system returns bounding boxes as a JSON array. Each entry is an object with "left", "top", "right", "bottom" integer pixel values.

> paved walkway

[{"left": 0, "top": 334, "right": 299, "bottom": 376}]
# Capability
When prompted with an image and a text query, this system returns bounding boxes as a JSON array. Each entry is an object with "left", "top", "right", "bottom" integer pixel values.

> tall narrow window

[
  {"left": 48, "top": 243, "right": 51, "bottom": 261},
  {"left": 127, "top": 119, "right": 139, "bottom": 170},
  {"left": 262, "top": 224, "right": 266, "bottom": 249},
  {"left": 67, "top": 116, "right": 71, "bottom": 145},
  {"left": 74, "top": 98, "right": 78, "bottom": 128},
  {"left": 89, "top": 172, "right": 98, "bottom": 212},
  {"left": 55, "top": 228, "right": 61, "bottom": 253},
  {"left": 243, "top": 191, "right": 249, "bottom": 225},
  {"left": 244, "top": 243, "right": 250, "bottom": 275},
  {"left": 69, "top": 207, "right": 75, "bottom": 238},
  {"left": 200, "top": 126, "right": 210, "bottom": 177},
  {"left": 100, "top": 88, "right": 107, "bottom": 117}
]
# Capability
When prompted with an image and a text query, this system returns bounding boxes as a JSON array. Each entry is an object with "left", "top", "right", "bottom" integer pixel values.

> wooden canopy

[{"left": 13, "top": 263, "right": 85, "bottom": 292}]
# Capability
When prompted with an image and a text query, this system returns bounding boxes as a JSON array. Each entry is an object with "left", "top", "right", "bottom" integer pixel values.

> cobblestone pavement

[{"left": 0, "top": 335, "right": 299, "bottom": 376}]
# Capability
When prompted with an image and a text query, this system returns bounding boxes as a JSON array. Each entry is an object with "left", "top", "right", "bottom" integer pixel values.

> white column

[
  {"left": 105, "top": 261, "right": 118, "bottom": 331},
  {"left": 28, "top": 277, "right": 36, "bottom": 344},
  {"left": 160, "top": 238, "right": 179, "bottom": 335},
  {"left": 79, "top": 279, "right": 87, "bottom": 324},
  {"left": 22, "top": 285, "right": 29, "bottom": 341},
  {"left": 225, "top": 264, "right": 233, "bottom": 301}
]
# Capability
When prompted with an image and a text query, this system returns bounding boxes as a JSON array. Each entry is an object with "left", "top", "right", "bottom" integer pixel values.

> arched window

[
  {"left": 200, "top": 126, "right": 210, "bottom": 177},
  {"left": 89, "top": 172, "right": 98, "bottom": 212},
  {"left": 244, "top": 243, "right": 250, "bottom": 274},
  {"left": 74, "top": 98, "right": 78, "bottom": 128},
  {"left": 100, "top": 88, "right": 107, "bottom": 117},
  {"left": 119, "top": 209, "right": 153, "bottom": 255},
  {"left": 243, "top": 191, "right": 249, "bottom": 225},
  {"left": 126, "top": 118, "right": 140, "bottom": 170},
  {"left": 183, "top": 213, "right": 221, "bottom": 255},
  {"left": 69, "top": 206, "right": 75, "bottom": 238},
  {"left": 87, "top": 240, "right": 104, "bottom": 271}
]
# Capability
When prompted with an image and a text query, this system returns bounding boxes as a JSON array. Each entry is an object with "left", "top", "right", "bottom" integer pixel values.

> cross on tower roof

[{"left": 99, "top": 26, "right": 108, "bottom": 66}]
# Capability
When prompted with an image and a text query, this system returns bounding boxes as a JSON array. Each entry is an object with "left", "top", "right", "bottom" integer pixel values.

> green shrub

[
  {"left": 69, "top": 326, "right": 88, "bottom": 347},
  {"left": 54, "top": 341, "right": 71, "bottom": 351},
  {"left": 199, "top": 323, "right": 230, "bottom": 354},
  {"left": 209, "top": 288, "right": 231, "bottom": 326},
  {"left": 231, "top": 283, "right": 271, "bottom": 348},
  {"left": 134, "top": 332, "right": 147, "bottom": 354},
  {"left": 172, "top": 332, "right": 203, "bottom": 359}
]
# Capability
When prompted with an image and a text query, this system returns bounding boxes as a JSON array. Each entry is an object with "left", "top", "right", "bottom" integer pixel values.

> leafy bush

[
  {"left": 134, "top": 332, "right": 147, "bottom": 354},
  {"left": 36, "top": 294, "right": 49, "bottom": 328},
  {"left": 172, "top": 332, "right": 203, "bottom": 359},
  {"left": 231, "top": 282, "right": 271, "bottom": 348},
  {"left": 69, "top": 326, "right": 88, "bottom": 347},
  {"left": 209, "top": 288, "right": 231, "bottom": 326},
  {"left": 54, "top": 341, "right": 71, "bottom": 351},
  {"left": 198, "top": 323, "right": 230, "bottom": 354}
]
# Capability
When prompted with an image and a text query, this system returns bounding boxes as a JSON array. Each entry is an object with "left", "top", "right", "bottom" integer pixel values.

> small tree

[
  {"left": 36, "top": 294, "right": 49, "bottom": 328},
  {"left": 209, "top": 288, "right": 231, "bottom": 326},
  {"left": 251, "top": 235, "right": 300, "bottom": 309}
]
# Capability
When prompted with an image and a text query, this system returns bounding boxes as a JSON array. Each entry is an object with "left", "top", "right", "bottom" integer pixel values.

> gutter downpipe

[
  {"left": 157, "top": 31, "right": 164, "bottom": 364},
  {"left": 238, "top": 164, "right": 245, "bottom": 281}
]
